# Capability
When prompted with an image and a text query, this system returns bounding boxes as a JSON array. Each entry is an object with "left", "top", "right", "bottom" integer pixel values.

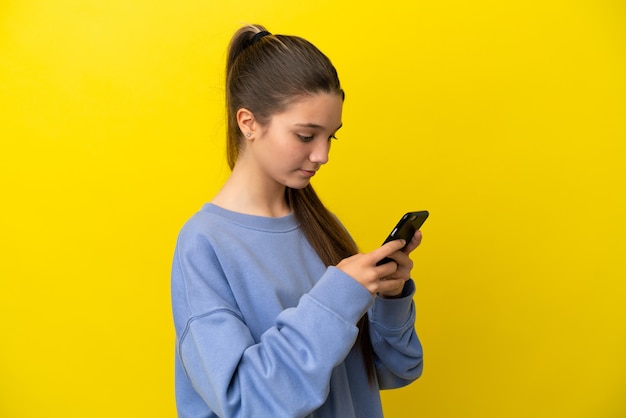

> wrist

[
  {"left": 378, "top": 280, "right": 412, "bottom": 299},
  {"left": 378, "top": 291, "right": 403, "bottom": 299}
]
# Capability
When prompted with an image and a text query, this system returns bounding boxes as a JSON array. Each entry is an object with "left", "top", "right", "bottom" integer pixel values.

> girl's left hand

[{"left": 378, "top": 230, "right": 423, "bottom": 298}]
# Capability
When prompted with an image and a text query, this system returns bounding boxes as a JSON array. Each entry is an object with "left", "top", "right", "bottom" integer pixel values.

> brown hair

[{"left": 225, "top": 24, "right": 375, "bottom": 384}]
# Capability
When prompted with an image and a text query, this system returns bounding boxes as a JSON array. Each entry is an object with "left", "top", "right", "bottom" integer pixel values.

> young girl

[{"left": 171, "top": 24, "right": 424, "bottom": 418}]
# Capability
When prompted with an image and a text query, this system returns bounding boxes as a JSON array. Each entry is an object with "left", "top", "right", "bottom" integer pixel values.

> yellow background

[{"left": 1, "top": 1, "right": 624, "bottom": 417}]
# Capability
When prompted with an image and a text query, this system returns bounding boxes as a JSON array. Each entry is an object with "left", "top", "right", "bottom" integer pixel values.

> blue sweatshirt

[{"left": 171, "top": 204, "right": 423, "bottom": 417}]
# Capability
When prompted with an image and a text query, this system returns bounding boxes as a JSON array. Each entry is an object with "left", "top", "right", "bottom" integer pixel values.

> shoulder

[
  {"left": 177, "top": 203, "right": 247, "bottom": 238},
  {"left": 174, "top": 205, "right": 230, "bottom": 258}
]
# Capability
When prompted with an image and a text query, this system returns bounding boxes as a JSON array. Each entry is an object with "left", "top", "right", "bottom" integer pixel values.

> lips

[{"left": 300, "top": 169, "right": 317, "bottom": 177}]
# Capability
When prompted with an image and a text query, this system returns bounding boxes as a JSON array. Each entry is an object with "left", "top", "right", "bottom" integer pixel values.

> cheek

[
  {"left": 259, "top": 141, "right": 297, "bottom": 170},
  {"left": 260, "top": 131, "right": 307, "bottom": 165},
  {"left": 278, "top": 141, "right": 305, "bottom": 161}
]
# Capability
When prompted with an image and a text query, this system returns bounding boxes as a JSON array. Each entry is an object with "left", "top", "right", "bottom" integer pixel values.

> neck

[{"left": 211, "top": 162, "right": 291, "bottom": 218}]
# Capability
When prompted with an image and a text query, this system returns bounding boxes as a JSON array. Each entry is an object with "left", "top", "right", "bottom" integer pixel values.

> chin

[{"left": 285, "top": 180, "right": 312, "bottom": 190}]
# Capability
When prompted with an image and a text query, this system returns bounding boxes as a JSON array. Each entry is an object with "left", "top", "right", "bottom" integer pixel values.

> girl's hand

[
  {"left": 336, "top": 230, "right": 423, "bottom": 298},
  {"left": 378, "top": 230, "right": 422, "bottom": 298}
]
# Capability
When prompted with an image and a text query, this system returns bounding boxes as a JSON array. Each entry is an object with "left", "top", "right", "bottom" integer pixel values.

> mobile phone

[{"left": 377, "top": 211, "right": 429, "bottom": 265}]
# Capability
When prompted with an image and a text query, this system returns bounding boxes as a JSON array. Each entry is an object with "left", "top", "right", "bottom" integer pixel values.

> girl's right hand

[{"left": 336, "top": 239, "right": 407, "bottom": 296}]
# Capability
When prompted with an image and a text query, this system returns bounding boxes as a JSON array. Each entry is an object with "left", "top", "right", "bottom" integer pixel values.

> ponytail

[
  {"left": 225, "top": 25, "right": 271, "bottom": 169},
  {"left": 286, "top": 186, "right": 376, "bottom": 385},
  {"left": 226, "top": 24, "right": 376, "bottom": 385}
]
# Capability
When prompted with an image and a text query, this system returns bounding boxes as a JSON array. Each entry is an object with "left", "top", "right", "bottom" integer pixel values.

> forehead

[{"left": 272, "top": 93, "right": 343, "bottom": 129}]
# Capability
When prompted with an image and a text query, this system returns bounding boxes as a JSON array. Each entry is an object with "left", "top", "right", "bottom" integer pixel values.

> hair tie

[{"left": 249, "top": 30, "right": 271, "bottom": 47}]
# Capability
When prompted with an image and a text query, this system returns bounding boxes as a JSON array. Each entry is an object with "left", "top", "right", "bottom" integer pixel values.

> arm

[
  {"left": 369, "top": 279, "right": 424, "bottom": 389},
  {"left": 366, "top": 230, "right": 424, "bottom": 388},
  {"left": 172, "top": 230, "right": 374, "bottom": 417}
]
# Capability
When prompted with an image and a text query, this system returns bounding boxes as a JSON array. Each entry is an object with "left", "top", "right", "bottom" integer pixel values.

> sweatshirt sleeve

[
  {"left": 171, "top": 229, "right": 374, "bottom": 418},
  {"left": 369, "top": 279, "right": 424, "bottom": 389}
]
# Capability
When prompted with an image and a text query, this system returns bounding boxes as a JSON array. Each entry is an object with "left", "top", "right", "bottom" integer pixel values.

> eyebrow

[{"left": 295, "top": 123, "right": 343, "bottom": 131}]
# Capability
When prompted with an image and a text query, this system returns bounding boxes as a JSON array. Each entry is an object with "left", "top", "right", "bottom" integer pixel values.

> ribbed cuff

[{"left": 370, "top": 279, "right": 416, "bottom": 329}]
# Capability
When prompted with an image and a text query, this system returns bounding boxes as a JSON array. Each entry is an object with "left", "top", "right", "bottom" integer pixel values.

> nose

[{"left": 309, "top": 139, "right": 330, "bottom": 165}]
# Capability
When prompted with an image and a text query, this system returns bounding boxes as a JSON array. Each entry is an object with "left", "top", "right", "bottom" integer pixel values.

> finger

[
  {"left": 385, "top": 250, "right": 411, "bottom": 267},
  {"left": 383, "top": 238, "right": 407, "bottom": 253},
  {"left": 369, "top": 239, "right": 406, "bottom": 264},
  {"left": 403, "top": 230, "right": 423, "bottom": 254},
  {"left": 375, "top": 258, "right": 400, "bottom": 277}
]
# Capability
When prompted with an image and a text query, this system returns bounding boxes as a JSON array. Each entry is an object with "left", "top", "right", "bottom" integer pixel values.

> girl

[{"left": 171, "top": 24, "right": 424, "bottom": 418}]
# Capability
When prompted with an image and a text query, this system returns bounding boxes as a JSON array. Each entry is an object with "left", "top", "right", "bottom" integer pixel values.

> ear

[{"left": 236, "top": 108, "right": 257, "bottom": 140}]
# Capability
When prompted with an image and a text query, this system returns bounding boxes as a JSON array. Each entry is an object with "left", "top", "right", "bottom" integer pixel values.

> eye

[
  {"left": 328, "top": 134, "right": 339, "bottom": 141},
  {"left": 297, "top": 134, "right": 315, "bottom": 142}
]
